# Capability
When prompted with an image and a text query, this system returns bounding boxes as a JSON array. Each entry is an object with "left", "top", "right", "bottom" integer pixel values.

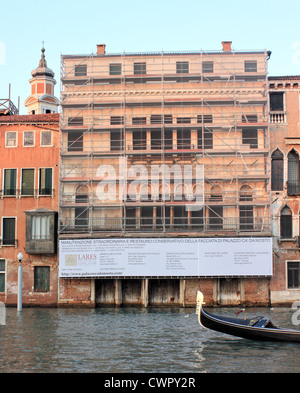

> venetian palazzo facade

[
  {"left": 58, "top": 41, "right": 273, "bottom": 307},
  {"left": 269, "top": 76, "right": 300, "bottom": 305},
  {"left": 0, "top": 48, "right": 59, "bottom": 307}
]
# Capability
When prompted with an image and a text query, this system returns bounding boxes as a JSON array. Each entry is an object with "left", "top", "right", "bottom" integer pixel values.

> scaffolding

[
  {"left": 0, "top": 84, "right": 19, "bottom": 116},
  {"left": 59, "top": 44, "right": 271, "bottom": 236},
  {"left": 0, "top": 98, "right": 19, "bottom": 116}
]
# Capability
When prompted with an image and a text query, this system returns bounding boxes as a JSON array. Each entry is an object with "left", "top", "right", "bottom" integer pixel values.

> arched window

[
  {"left": 288, "top": 149, "right": 300, "bottom": 195},
  {"left": 271, "top": 149, "right": 284, "bottom": 191},
  {"left": 210, "top": 185, "right": 222, "bottom": 201},
  {"left": 239, "top": 185, "right": 253, "bottom": 201},
  {"left": 280, "top": 206, "right": 292, "bottom": 239}
]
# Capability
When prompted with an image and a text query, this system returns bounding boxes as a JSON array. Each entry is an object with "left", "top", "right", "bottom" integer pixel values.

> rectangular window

[
  {"left": 133, "top": 130, "right": 146, "bottom": 150},
  {"left": 270, "top": 92, "right": 284, "bottom": 111},
  {"left": 23, "top": 131, "right": 34, "bottom": 147},
  {"left": 239, "top": 206, "right": 254, "bottom": 231},
  {"left": 191, "top": 209, "right": 204, "bottom": 230},
  {"left": 151, "top": 130, "right": 161, "bottom": 149},
  {"left": 134, "top": 62, "right": 146, "bottom": 75},
  {"left": 177, "top": 129, "right": 191, "bottom": 149},
  {"left": 21, "top": 169, "right": 34, "bottom": 195},
  {"left": 150, "top": 115, "right": 163, "bottom": 124},
  {"left": 110, "top": 131, "right": 123, "bottom": 151},
  {"left": 68, "top": 117, "right": 83, "bottom": 126},
  {"left": 2, "top": 218, "right": 15, "bottom": 246},
  {"left": 109, "top": 63, "right": 121, "bottom": 75},
  {"left": 197, "top": 129, "right": 213, "bottom": 149},
  {"left": 5, "top": 132, "right": 17, "bottom": 147},
  {"left": 68, "top": 131, "right": 83, "bottom": 151},
  {"left": 176, "top": 61, "right": 189, "bottom": 74},
  {"left": 287, "top": 262, "right": 300, "bottom": 289},
  {"left": 74, "top": 64, "right": 87, "bottom": 76},
  {"left": 110, "top": 116, "right": 124, "bottom": 125},
  {"left": 132, "top": 117, "right": 146, "bottom": 125},
  {"left": 0, "top": 259, "right": 5, "bottom": 292},
  {"left": 208, "top": 206, "right": 223, "bottom": 229},
  {"left": 4, "top": 169, "right": 17, "bottom": 196},
  {"left": 41, "top": 131, "right": 52, "bottom": 146},
  {"left": 150, "top": 115, "right": 172, "bottom": 124},
  {"left": 242, "top": 129, "right": 258, "bottom": 149},
  {"left": 197, "top": 115, "right": 213, "bottom": 123},
  {"left": 164, "top": 115, "right": 173, "bottom": 124},
  {"left": 39, "top": 168, "right": 52, "bottom": 195},
  {"left": 164, "top": 130, "right": 173, "bottom": 150},
  {"left": 34, "top": 266, "right": 50, "bottom": 292},
  {"left": 177, "top": 117, "right": 191, "bottom": 124},
  {"left": 173, "top": 206, "right": 188, "bottom": 229},
  {"left": 31, "top": 215, "right": 50, "bottom": 240},
  {"left": 125, "top": 208, "right": 136, "bottom": 229},
  {"left": 242, "top": 115, "right": 258, "bottom": 123},
  {"left": 244, "top": 60, "right": 257, "bottom": 72},
  {"left": 202, "top": 61, "right": 214, "bottom": 73},
  {"left": 75, "top": 195, "right": 89, "bottom": 228}
]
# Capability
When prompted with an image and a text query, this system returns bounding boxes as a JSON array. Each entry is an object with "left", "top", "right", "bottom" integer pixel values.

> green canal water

[{"left": 0, "top": 306, "right": 299, "bottom": 373}]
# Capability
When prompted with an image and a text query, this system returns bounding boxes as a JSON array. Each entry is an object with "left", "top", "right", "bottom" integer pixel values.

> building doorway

[{"left": 219, "top": 278, "right": 241, "bottom": 305}]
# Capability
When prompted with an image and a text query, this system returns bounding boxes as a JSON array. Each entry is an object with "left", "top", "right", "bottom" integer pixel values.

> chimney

[
  {"left": 97, "top": 44, "right": 106, "bottom": 55},
  {"left": 222, "top": 41, "right": 232, "bottom": 52}
]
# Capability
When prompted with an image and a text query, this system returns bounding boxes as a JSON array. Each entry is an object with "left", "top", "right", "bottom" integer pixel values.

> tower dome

[{"left": 24, "top": 46, "right": 59, "bottom": 114}]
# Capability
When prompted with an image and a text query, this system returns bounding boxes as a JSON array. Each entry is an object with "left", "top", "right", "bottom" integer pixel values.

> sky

[{"left": 1, "top": 0, "right": 300, "bottom": 114}]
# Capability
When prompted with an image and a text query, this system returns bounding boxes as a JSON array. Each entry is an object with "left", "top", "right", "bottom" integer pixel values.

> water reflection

[{"left": 0, "top": 307, "right": 299, "bottom": 373}]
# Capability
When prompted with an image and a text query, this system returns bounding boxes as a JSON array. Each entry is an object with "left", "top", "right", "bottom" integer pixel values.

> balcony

[
  {"left": 269, "top": 112, "right": 286, "bottom": 124},
  {"left": 0, "top": 239, "right": 18, "bottom": 247},
  {"left": 0, "top": 189, "right": 55, "bottom": 199},
  {"left": 287, "top": 181, "right": 300, "bottom": 196},
  {"left": 59, "top": 215, "right": 271, "bottom": 235}
]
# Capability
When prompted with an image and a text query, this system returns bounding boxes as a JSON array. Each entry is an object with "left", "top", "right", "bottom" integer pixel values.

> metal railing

[
  {"left": 0, "top": 239, "right": 18, "bottom": 247},
  {"left": 0, "top": 189, "right": 55, "bottom": 198},
  {"left": 287, "top": 181, "right": 300, "bottom": 196},
  {"left": 59, "top": 216, "right": 271, "bottom": 234}
]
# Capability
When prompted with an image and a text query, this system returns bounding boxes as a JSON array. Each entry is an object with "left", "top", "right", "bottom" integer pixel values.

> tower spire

[{"left": 39, "top": 45, "right": 47, "bottom": 68}]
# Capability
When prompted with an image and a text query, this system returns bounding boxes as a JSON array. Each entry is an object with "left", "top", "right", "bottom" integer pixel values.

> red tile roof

[
  {"left": 0, "top": 113, "right": 59, "bottom": 123},
  {"left": 268, "top": 75, "right": 300, "bottom": 81}
]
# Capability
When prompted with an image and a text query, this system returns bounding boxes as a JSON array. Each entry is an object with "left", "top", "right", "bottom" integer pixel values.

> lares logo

[
  {"left": 78, "top": 254, "right": 97, "bottom": 261},
  {"left": 291, "top": 301, "right": 300, "bottom": 326}
]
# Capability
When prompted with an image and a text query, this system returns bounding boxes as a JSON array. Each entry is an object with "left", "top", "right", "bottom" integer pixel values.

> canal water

[{"left": 0, "top": 306, "right": 299, "bottom": 373}]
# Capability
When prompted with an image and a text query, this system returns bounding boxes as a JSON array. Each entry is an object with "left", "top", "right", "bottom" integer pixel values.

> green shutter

[
  {"left": 0, "top": 260, "right": 5, "bottom": 292},
  {"left": 3, "top": 218, "right": 15, "bottom": 245},
  {"left": 39, "top": 168, "right": 52, "bottom": 195},
  {"left": 4, "top": 169, "right": 17, "bottom": 195},
  {"left": 21, "top": 169, "right": 34, "bottom": 195}
]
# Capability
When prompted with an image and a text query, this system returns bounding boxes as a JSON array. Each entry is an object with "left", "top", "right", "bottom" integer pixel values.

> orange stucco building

[
  {"left": 0, "top": 48, "right": 59, "bottom": 307},
  {"left": 269, "top": 76, "right": 300, "bottom": 305}
]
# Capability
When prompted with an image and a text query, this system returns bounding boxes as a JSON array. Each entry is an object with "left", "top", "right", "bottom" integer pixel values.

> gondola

[{"left": 196, "top": 291, "right": 300, "bottom": 343}]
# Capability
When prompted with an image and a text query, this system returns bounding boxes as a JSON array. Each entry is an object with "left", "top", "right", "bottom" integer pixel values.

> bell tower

[{"left": 24, "top": 46, "right": 59, "bottom": 114}]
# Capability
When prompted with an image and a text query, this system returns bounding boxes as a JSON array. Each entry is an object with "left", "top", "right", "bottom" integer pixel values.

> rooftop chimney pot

[
  {"left": 222, "top": 41, "right": 232, "bottom": 52},
  {"left": 97, "top": 44, "right": 106, "bottom": 55}
]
